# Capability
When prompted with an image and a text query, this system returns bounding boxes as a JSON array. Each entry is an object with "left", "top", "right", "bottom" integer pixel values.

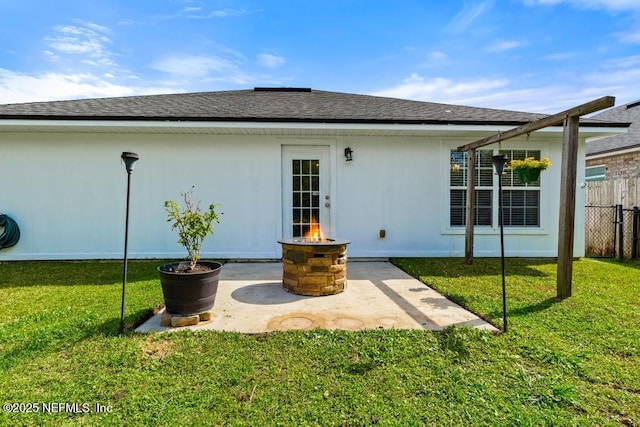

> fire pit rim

[{"left": 278, "top": 237, "right": 351, "bottom": 246}]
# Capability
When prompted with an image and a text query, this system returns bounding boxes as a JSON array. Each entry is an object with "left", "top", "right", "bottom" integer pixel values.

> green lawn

[{"left": 0, "top": 258, "right": 638, "bottom": 426}]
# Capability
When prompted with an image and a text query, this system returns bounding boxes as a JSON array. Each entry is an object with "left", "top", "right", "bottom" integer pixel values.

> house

[
  {"left": 585, "top": 100, "right": 639, "bottom": 208},
  {"left": 586, "top": 100, "right": 639, "bottom": 182},
  {"left": 0, "top": 88, "right": 627, "bottom": 261}
]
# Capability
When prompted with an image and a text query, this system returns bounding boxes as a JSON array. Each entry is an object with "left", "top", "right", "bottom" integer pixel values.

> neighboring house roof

[
  {"left": 586, "top": 100, "right": 640, "bottom": 156},
  {"left": 0, "top": 87, "right": 627, "bottom": 128}
]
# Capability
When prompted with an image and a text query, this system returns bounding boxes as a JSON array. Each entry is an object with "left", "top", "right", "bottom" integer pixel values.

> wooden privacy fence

[{"left": 586, "top": 177, "right": 640, "bottom": 207}]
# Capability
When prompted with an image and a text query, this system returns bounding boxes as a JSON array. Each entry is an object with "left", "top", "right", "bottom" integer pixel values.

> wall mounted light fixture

[{"left": 344, "top": 147, "right": 354, "bottom": 161}]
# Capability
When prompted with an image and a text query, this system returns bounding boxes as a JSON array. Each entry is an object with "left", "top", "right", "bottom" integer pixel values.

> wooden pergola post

[
  {"left": 465, "top": 149, "right": 476, "bottom": 264},
  {"left": 456, "top": 96, "right": 615, "bottom": 298},
  {"left": 557, "top": 115, "right": 580, "bottom": 298}
]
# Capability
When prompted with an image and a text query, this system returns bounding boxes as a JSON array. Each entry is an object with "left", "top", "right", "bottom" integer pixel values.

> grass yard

[{"left": 0, "top": 258, "right": 638, "bottom": 426}]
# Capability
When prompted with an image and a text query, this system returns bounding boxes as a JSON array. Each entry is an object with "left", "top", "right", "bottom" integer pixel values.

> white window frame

[{"left": 585, "top": 165, "right": 605, "bottom": 182}]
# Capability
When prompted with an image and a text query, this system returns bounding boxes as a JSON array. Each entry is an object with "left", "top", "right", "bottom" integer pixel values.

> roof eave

[
  {"left": 587, "top": 144, "right": 640, "bottom": 158},
  {"left": 0, "top": 114, "right": 631, "bottom": 128}
]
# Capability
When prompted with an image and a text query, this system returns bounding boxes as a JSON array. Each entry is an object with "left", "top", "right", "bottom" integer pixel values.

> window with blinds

[
  {"left": 450, "top": 149, "right": 493, "bottom": 226},
  {"left": 449, "top": 149, "right": 542, "bottom": 228}
]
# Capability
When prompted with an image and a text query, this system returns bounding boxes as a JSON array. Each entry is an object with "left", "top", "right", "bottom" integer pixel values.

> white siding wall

[
  {"left": 335, "top": 136, "right": 445, "bottom": 257},
  {"left": 0, "top": 129, "right": 585, "bottom": 260}
]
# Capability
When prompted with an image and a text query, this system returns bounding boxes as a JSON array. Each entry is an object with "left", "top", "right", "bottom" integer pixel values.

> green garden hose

[{"left": 0, "top": 213, "right": 20, "bottom": 249}]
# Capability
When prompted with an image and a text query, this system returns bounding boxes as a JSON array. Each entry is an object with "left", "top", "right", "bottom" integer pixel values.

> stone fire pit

[{"left": 278, "top": 237, "right": 351, "bottom": 296}]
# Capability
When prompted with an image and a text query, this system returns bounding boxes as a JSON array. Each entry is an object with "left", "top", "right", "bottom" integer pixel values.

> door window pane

[{"left": 292, "top": 159, "right": 321, "bottom": 237}]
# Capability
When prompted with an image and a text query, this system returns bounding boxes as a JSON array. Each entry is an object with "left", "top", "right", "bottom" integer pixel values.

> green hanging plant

[{"left": 508, "top": 157, "right": 551, "bottom": 183}]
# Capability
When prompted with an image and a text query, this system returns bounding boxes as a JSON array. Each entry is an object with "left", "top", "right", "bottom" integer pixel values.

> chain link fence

[
  {"left": 585, "top": 205, "right": 616, "bottom": 257},
  {"left": 585, "top": 205, "right": 640, "bottom": 260}
]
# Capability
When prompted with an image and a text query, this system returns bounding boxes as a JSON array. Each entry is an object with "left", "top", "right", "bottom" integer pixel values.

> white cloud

[
  {"left": 371, "top": 73, "right": 510, "bottom": 105},
  {"left": 523, "top": 0, "right": 640, "bottom": 11},
  {"left": 605, "top": 54, "right": 640, "bottom": 68},
  {"left": 43, "top": 22, "right": 118, "bottom": 70},
  {"left": 46, "top": 23, "right": 113, "bottom": 60},
  {"left": 417, "top": 51, "right": 452, "bottom": 69},
  {"left": 257, "top": 54, "right": 285, "bottom": 68},
  {"left": 525, "top": 0, "right": 640, "bottom": 44},
  {"left": 616, "top": 27, "right": 640, "bottom": 43},
  {"left": 0, "top": 68, "right": 169, "bottom": 104},
  {"left": 585, "top": 63, "right": 640, "bottom": 89},
  {"left": 429, "top": 51, "right": 448, "bottom": 61},
  {"left": 369, "top": 71, "right": 640, "bottom": 113},
  {"left": 486, "top": 40, "right": 525, "bottom": 52},
  {"left": 446, "top": 0, "right": 495, "bottom": 33},
  {"left": 178, "top": 7, "right": 248, "bottom": 18},
  {"left": 541, "top": 51, "right": 580, "bottom": 60},
  {"left": 152, "top": 54, "right": 253, "bottom": 84},
  {"left": 153, "top": 55, "right": 235, "bottom": 78}
]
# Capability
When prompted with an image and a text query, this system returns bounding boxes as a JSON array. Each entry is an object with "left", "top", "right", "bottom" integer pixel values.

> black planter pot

[{"left": 158, "top": 261, "right": 223, "bottom": 315}]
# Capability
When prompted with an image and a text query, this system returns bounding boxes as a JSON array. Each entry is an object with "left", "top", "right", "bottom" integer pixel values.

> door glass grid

[{"left": 292, "top": 159, "right": 320, "bottom": 237}]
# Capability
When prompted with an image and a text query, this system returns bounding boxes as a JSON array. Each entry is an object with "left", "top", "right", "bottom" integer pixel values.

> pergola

[{"left": 456, "top": 96, "right": 616, "bottom": 298}]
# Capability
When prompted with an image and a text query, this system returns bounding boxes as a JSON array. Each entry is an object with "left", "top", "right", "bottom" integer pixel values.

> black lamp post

[
  {"left": 492, "top": 153, "right": 509, "bottom": 333},
  {"left": 119, "top": 151, "right": 139, "bottom": 334}
]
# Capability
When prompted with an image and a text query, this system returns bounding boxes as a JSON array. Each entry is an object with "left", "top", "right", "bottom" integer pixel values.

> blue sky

[{"left": 1, "top": 0, "right": 640, "bottom": 113}]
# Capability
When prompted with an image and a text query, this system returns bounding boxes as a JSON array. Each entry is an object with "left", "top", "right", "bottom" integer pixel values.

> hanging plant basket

[
  {"left": 509, "top": 157, "right": 551, "bottom": 184},
  {"left": 516, "top": 168, "right": 541, "bottom": 184}
]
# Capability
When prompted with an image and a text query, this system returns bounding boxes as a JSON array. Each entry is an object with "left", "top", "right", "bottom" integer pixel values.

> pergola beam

[{"left": 456, "top": 96, "right": 615, "bottom": 152}]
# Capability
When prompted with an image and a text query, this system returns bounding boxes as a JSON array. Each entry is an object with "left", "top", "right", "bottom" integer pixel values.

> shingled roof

[
  {"left": 586, "top": 100, "right": 640, "bottom": 156},
  {"left": 0, "top": 87, "right": 627, "bottom": 127}
]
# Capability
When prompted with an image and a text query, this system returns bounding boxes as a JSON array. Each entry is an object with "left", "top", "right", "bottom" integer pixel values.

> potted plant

[
  {"left": 508, "top": 157, "right": 552, "bottom": 183},
  {"left": 158, "top": 187, "right": 223, "bottom": 316}
]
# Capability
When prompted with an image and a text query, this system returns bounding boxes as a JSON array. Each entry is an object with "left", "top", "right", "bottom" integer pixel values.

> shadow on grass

[
  {"left": 0, "top": 260, "right": 172, "bottom": 288},
  {"left": 392, "top": 258, "right": 555, "bottom": 279},
  {"left": 444, "top": 293, "right": 560, "bottom": 322},
  {"left": 509, "top": 297, "right": 559, "bottom": 317}
]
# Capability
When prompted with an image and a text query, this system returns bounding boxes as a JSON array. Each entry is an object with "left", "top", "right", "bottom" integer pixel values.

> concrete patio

[{"left": 136, "top": 261, "right": 498, "bottom": 334}]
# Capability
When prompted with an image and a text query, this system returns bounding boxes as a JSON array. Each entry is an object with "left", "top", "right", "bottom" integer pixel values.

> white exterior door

[{"left": 282, "top": 145, "right": 331, "bottom": 238}]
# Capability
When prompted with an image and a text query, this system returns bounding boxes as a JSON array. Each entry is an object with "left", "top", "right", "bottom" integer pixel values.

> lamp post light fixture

[
  {"left": 492, "top": 153, "right": 509, "bottom": 333},
  {"left": 344, "top": 147, "right": 354, "bottom": 161},
  {"left": 119, "top": 151, "right": 139, "bottom": 334}
]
